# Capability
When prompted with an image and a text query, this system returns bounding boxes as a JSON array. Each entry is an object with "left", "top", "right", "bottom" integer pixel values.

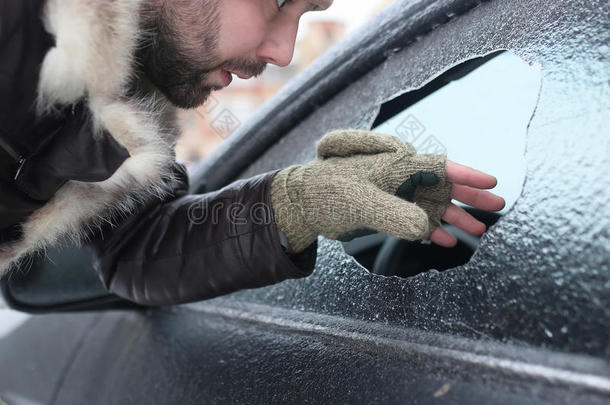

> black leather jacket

[
  {"left": 0, "top": 0, "right": 317, "bottom": 306},
  {"left": 88, "top": 165, "right": 317, "bottom": 306}
]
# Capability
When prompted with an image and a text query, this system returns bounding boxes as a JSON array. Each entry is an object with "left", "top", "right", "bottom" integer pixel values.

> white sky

[{"left": 375, "top": 52, "right": 542, "bottom": 214}]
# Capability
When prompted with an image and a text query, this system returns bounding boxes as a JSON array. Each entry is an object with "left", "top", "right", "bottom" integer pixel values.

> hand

[
  {"left": 271, "top": 130, "right": 505, "bottom": 253},
  {"left": 430, "top": 160, "right": 506, "bottom": 247},
  {"left": 271, "top": 130, "right": 453, "bottom": 253}
]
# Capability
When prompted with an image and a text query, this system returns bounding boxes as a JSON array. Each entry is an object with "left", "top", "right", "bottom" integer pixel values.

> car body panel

[{"left": 3, "top": 307, "right": 608, "bottom": 404}]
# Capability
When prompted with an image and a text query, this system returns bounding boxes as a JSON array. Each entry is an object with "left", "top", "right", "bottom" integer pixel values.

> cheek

[{"left": 217, "top": 0, "right": 268, "bottom": 60}]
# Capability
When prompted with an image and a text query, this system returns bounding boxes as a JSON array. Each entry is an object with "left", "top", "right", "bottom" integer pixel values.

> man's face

[{"left": 139, "top": 0, "right": 332, "bottom": 109}]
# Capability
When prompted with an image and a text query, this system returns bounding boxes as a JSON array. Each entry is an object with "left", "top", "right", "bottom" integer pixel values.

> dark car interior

[{"left": 344, "top": 207, "right": 500, "bottom": 278}]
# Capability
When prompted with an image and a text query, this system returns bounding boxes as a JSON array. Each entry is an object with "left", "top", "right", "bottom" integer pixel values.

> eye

[
  {"left": 275, "top": 0, "right": 310, "bottom": 13},
  {"left": 276, "top": 0, "right": 294, "bottom": 9}
]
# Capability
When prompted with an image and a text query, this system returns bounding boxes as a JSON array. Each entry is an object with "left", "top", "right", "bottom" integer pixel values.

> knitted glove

[{"left": 271, "top": 130, "right": 452, "bottom": 253}]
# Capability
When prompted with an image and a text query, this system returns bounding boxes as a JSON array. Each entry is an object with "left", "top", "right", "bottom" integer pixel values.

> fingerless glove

[{"left": 271, "top": 130, "right": 452, "bottom": 253}]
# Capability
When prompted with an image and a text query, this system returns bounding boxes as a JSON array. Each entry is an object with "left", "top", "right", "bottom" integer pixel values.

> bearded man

[{"left": 0, "top": 0, "right": 504, "bottom": 305}]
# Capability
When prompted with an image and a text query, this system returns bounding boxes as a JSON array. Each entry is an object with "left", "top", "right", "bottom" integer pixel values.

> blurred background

[{"left": 175, "top": 0, "right": 396, "bottom": 171}]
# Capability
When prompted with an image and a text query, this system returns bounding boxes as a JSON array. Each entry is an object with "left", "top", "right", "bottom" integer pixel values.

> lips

[
  {"left": 232, "top": 71, "right": 252, "bottom": 80},
  {"left": 224, "top": 69, "right": 252, "bottom": 80},
  {"left": 220, "top": 69, "right": 233, "bottom": 86}
]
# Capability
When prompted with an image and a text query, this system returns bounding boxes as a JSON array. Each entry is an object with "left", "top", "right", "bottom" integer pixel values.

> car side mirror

[{"left": 0, "top": 246, "right": 143, "bottom": 313}]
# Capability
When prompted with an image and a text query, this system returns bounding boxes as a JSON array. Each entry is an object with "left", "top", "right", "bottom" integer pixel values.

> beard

[{"left": 136, "top": 0, "right": 267, "bottom": 109}]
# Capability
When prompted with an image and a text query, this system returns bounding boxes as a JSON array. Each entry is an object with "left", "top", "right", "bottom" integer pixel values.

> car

[{"left": 1, "top": 0, "right": 608, "bottom": 403}]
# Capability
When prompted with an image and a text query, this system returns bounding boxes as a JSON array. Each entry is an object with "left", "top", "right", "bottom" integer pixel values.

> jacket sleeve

[{"left": 86, "top": 164, "right": 317, "bottom": 306}]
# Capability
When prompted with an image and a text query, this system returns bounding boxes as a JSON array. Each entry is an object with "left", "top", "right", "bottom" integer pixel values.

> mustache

[{"left": 221, "top": 57, "right": 268, "bottom": 78}]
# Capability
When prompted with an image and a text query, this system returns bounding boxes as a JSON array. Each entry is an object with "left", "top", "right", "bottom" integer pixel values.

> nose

[{"left": 256, "top": 17, "right": 299, "bottom": 67}]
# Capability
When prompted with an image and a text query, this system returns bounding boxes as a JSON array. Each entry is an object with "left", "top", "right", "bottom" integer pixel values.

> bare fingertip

[
  {"left": 484, "top": 176, "right": 498, "bottom": 189},
  {"left": 498, "top": 197, "right": 506, "bottom": 210}
]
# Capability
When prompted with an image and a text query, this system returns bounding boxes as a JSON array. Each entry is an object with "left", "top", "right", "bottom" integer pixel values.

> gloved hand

[{"left": 270, "top": 129, "right": 452, "bottom": 253}]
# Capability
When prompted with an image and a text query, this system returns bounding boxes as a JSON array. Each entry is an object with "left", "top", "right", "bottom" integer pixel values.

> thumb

[{"left": 395, "top": 171, "right": 440, "bottom": 202}]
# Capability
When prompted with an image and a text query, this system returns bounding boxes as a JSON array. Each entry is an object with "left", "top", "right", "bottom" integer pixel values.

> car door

[{"left": 1, "top": 0, "right": 608, "bottom": 404}]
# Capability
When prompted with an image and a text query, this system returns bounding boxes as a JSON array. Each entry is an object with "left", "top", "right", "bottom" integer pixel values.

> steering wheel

[{"left": 371, "top": 208, "right": 500, "bottom": 278}]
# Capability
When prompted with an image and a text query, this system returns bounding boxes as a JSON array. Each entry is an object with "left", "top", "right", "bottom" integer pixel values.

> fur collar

[{"left": 0, "top": 0, "right": 178, "bottom": 274}]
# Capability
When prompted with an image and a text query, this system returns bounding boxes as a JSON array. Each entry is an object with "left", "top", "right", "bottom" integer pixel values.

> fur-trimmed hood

[{"left": 0, "top": 0, "right": 179, "bottom": 274}]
